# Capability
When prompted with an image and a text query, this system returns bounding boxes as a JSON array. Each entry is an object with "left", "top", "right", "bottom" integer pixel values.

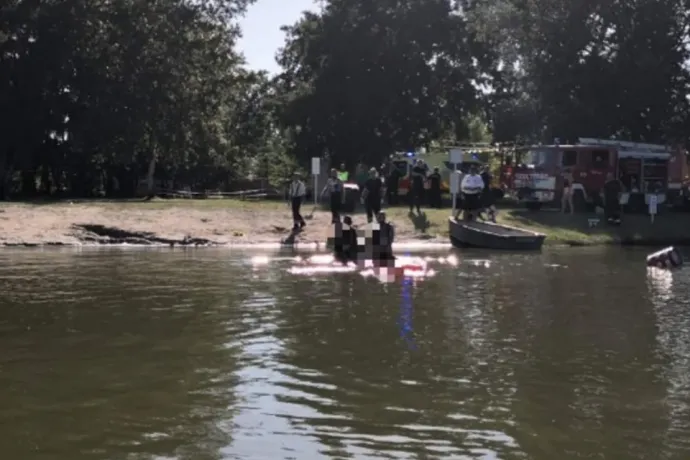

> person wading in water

[
  {"left": 372, "top": 211, "right": 395, "bottom": 264},
  {"left": 288, "top": 172, "right": 306, "bottom": 230},
  {"left": 361, "top": 167, "right": 384, "bottom": 223},
  {"left": 321, "top": 168, "right": 344, "bottom": 223},
  {"left": 333, "top": 216, "right": 359, "bottom": 264}
]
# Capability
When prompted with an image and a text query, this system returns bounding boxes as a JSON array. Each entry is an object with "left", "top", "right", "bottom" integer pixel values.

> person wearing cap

[
  {"left": 288, "top": 172, "right": 306, "bottom": 230},
  {"left": 460, "top": 164, "right": 484, "bottom": 220},
  {"left": 361, "top": 167, "right": 384, "bottom": 223}
]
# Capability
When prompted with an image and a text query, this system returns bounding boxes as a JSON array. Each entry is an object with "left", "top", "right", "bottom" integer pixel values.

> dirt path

[{"left": 0, "top": 202, "right": 442, "bottom": 246}]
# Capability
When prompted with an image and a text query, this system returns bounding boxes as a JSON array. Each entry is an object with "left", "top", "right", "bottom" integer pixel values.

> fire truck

[{"left": 499, "top": 138, "right": 682, "bottom": 211}]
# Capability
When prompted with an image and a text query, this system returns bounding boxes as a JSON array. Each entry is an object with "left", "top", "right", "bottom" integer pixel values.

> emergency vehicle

[
  {"left": 390, "top": 145, "right": 498, "bottom": 195},
  {"left": 499, "top": 138, "right": 681, "bottom": 211}
]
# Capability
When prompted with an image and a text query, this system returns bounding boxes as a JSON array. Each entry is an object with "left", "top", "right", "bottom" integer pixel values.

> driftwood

[{"left": 72, "top": 224, "right": 218, "bottom": 246}]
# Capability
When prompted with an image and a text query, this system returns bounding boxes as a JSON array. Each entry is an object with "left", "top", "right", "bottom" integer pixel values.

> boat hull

[{"left": 448, "top": 218, "right": 545, "bottom": 250}]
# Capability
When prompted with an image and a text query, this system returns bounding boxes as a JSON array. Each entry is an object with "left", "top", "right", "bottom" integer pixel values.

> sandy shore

[{"left": 0, "top": 201, "right": 444, "bottom": 247}]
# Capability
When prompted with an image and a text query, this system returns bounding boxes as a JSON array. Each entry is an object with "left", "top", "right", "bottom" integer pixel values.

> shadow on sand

[{"left": 407, "top": 211, "right": 431, "bottom": 233}]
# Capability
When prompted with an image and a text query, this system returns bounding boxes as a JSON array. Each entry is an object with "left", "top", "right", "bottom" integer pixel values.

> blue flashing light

[
  {"left": 399, "top": 274, "right": 417, "bottom": 351},
  {"left": 406, "top": 152, "right": 415, "bottom": 157}
]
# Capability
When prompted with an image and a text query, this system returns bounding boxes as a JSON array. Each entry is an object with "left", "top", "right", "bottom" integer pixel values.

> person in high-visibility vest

[{"left": 337, "top": 163, "right": 349, "bottom": 182}]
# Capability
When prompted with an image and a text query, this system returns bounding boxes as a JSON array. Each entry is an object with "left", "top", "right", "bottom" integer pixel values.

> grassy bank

[
  {"left": 397, "top": 206, "right": 690, "bottom": 246},
  {"left": 344, "top": 204, "right": 690, "bottom": 247},
  {"left": 2, "top": 198, "right": 689, "bottom": 247}
]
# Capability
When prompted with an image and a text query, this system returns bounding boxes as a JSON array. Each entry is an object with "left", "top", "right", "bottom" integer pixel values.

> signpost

[
  {"left": 450, "top": 166, "right": 459, "bottom": 215},
  {"left": 449, "top": 148, "right": 463, "bottom": 164},
  {"left": 311, "top": 157, "right": 320, "bottom": 204}
]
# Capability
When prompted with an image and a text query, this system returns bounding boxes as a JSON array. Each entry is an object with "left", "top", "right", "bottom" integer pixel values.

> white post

[
  {"left": 449, "top": 148, "right": 462, "bottom": 217},
  {"left": 311, "top": 157, "right": 320, "bottom": 205}
]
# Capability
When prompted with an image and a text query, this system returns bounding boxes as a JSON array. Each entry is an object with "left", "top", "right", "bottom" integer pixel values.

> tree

[
  {"left": 467, "top": 0, "right": 690, "bottom": 144},
  {"left": 275, "top": 0, "right": 481, "bottom": 168},
  {"left": 0, "top": 0, "right": 266, "bottom": 199}
]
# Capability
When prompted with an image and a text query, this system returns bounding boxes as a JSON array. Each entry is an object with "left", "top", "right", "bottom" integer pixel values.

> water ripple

[{"left": 0, "top": 248, "right": 688, "bottom": 459}]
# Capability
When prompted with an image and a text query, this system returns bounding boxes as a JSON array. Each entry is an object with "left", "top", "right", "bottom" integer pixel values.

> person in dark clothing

[
  {"left": 321, "top": 168, "right": 344, "bottom": 223},
  {"left": 362, "top": 168, "right": 384, "bottom": 222},
  {"left": 333, "top": 216, "right": 359, "bottom": 264},
  {"left": 409, "top": 160, "right": 426, "bottom": 213},
  {"left": 386, "top": 165, "right": 401, "bottom": 205},
  {"left": 427, "top": 167, "right": 442, "bottom": 208},
  {"left": 603, "top": 172, "right": 624, "bottom": 224},
  {"left": 371, "top": 211, "right": 395, "bottom": 264}
]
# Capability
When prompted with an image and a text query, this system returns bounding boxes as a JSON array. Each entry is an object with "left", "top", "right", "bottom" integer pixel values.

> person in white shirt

[
  {"left": 288, "top": 172, "right": 307, "bottom": 230},
  {"left": 460, "top": 165, "right": 485, "bottom": 220}
]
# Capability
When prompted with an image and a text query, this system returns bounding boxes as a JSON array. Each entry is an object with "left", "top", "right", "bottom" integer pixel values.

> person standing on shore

[
  {"left": 338, "top": 163, "right": 349, "bottom": 182},
  {"left": 361, "top": 167, "right": 384, "bottom": 223},
  {"left": 603, "top": 172, "right": 624, "bottom": 225},
  {"left": 386, "top": 163, "right": 401, "bottom": 205},
  {"left": 288, "top": 172, "right": 306, "bottom": 231},
  {"left": 427, "top": 167, "right": 442, "bottom": 208},
  {"left": 321, "top": 168, "right": 344, "bottom": 223},
  {"left": 409, "top": 159, "right": 426, "bottom": 214}
]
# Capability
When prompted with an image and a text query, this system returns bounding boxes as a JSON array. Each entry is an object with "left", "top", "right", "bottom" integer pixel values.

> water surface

[{"left": 0, "top": 247, "right": 689, "bottom": 459}]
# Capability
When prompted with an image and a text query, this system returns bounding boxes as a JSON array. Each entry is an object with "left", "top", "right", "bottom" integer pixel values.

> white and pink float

[{"left": 646, "top": 247, "right": 683, "bottom": 269}]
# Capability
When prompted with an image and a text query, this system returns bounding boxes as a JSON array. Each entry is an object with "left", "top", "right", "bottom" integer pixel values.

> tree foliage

[
  {"left": 0, "top": 0, "right": 264, "bottom": 198},
  {"left": 466, "top": 0, "right": 690, "bottom": 143},
  {"left": 275, "top": 0, "right": 480, "bottom": 167}
]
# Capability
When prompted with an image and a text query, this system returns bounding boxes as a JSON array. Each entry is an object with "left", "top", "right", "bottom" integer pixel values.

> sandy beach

[
  {"left": 2, "top": 198, "right": 688, "bottom": 248},
  {"left": 0, "top": 200, "right": 445, "bottom": 247}
]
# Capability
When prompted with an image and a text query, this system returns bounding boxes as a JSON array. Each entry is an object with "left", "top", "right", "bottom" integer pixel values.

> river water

[{"left": 0, "top": 247, "right": 689, "bottom": 460}]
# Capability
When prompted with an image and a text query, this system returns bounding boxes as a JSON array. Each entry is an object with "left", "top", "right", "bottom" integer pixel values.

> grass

[
  {"left": 498, "top": 208, "right": 690, "bottom": 246},
  {"left": 6, "top": 196, "right": 690, "bottom": 246},
  {"left": 372, "top": 205, "right": 690, "bottom": 246}
]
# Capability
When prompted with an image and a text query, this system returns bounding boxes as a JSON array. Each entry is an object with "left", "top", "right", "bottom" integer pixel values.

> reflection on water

[
  {"left": 647, "top": 266, "right": 690, "bottom": 455},
  {"left": 0, "top": 248, "right": 689, "bottom": 459}
]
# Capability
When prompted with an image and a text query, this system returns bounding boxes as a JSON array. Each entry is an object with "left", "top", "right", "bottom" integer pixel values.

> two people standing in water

[{"left": 333, "top": 211, "right": 394, "bottom": 265}]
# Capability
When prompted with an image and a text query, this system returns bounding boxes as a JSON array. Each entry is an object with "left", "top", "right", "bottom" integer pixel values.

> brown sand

[{"left": 0, "top": 201, "right": 441, "bottom": 246}]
